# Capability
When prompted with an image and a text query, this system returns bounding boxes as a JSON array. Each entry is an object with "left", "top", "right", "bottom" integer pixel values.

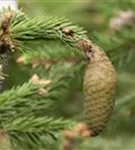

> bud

[
  {"left": 74, "top": 122, "right": 88, "bottom": 135},
  {"left": 39, "top": 79, "right": 52, "bottom": 88},
  {"left": 39, "top": 88, "right": 47, "bottom": 96},
  {"left": 31, "top": 74, "right": 40, "bottom": 84},
  {"left": 16, "top": 56, "right": 25, "bottom": 64}
]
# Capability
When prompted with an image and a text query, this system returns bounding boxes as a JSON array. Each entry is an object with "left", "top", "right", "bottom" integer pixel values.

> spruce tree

[{"left": 0, "top": 0, "right": 135, "bottom": 149}]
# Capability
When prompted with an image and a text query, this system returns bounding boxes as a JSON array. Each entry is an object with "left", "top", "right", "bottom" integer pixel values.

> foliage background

[{"left": 0, "top": 0, "right": 135, "bottom": 149}]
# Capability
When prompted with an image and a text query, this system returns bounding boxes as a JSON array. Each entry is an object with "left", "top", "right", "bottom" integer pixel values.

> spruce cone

[{"left": 78, "top": 39, "right": 117, "bottom": 136}]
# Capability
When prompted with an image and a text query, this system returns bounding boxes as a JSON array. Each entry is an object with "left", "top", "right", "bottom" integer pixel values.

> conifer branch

[
  {"left": 9, "top": 10, "right": 87, "bottom": 50},
  {"left": 2, "top": 116, "right": 74, "bottom": 148},
  {"left": 0, "top": 80, "right": 50, "bottom": 119},
  {"left": 0, "top": 73, "right": 75, "bottom": 148}
]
